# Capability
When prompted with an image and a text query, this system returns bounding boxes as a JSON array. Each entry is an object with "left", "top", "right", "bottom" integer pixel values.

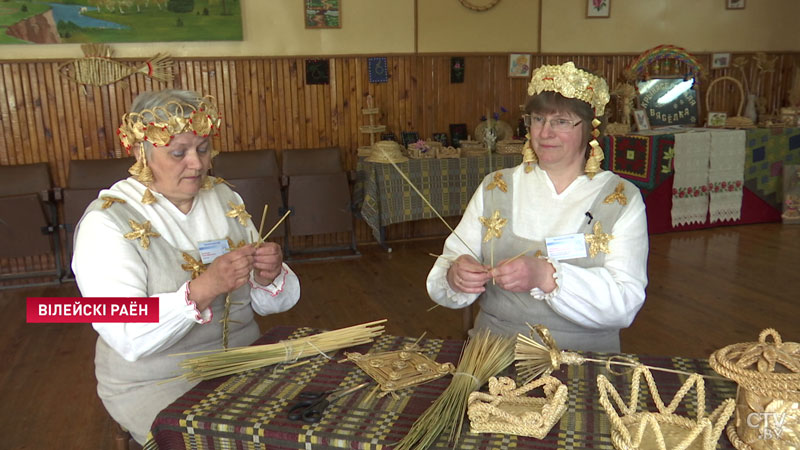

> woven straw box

[
  {"left": 468, "top": 376, "right": 567, "bottom": 439},
  {"left": 436, "top": 146, "right": 460, "bottom": 159},
  {"left": 709, "top": 329, "right": 800, "bottom": 450},
  {"left": 405, "top": 141, "right": 438, "bottom": 159}
]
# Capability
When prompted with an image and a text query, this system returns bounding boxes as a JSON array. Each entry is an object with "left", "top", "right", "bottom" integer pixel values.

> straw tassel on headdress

[{"left": 58, "top": 43, "right": 173, "bottom": 87}]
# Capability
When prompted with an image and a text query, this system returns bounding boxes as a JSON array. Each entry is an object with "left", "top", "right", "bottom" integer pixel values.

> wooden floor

[{"left": 1, "top": 223, "right": 798, "bottom": 449}]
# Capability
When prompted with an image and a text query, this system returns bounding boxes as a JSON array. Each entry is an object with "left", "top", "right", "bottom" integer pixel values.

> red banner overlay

[{"left": 26, "top": 297, "right": 159, "bottom": 323}]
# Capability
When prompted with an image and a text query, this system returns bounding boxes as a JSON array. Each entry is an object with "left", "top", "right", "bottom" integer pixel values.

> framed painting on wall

[
  {"left": 726, "top": 0, "right": 745, "bottom": 10},
  {"left": 509, "top": 54, "right": 531, "bottom": 78},
  {"left": 305, "top": 0, "right": 341, "bottom": 29},
  {"left": 587, "top": 0, "right": 610, "bottom": 18}
]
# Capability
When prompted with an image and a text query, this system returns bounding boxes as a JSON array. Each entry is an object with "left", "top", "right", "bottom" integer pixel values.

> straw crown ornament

[
  {"left": 117, "top": 96, "right": 222, "bottom": 152},
  {"left": 597, "top": 365, "right": 735, "bottom": 450},
  {"left": 527, "top": 62, "right": 610, "bottom": 116},
  {"left": 525, "top": 62, "right": 609, "bottom": 179}
]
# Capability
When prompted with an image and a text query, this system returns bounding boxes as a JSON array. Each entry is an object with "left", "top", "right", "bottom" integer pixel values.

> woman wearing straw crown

[
  {"left": 427, "top": 62, "right": 648, "bottom": 352},
  {"left": 72, "top": 89, "right": 300, "bottom": 445}
]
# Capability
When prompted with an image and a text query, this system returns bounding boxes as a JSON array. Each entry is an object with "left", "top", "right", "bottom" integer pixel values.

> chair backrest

[
  {"left": 0, "top": 162, "right": 51, "bottom": 197},
  {"left": 67, "top": 158, "right": 133, "bottom": 189},
  {"left": 0, "top": 163, "right": 62, "bottom": 283},
  {"left": 213, "top": 149, "right": 279, "bottom": 179},
  {"left": 282, "top": 147, "right": 343, "bottom": 176},
  {"left": 227, "top": 177, "right": 286, "bottom": 238}
]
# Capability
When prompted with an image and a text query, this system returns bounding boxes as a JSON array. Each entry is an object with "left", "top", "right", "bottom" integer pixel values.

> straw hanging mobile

[
  {"left": 394, "top": 329, "right": 515, "bottom": 450},
  {"left": 177, "top": 319, "right": 387, "bottom": 381}
]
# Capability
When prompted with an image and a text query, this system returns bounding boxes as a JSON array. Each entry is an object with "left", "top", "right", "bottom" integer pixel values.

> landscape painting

[{"left": 0, "top": 0, "right": 242, "bottom": 44}]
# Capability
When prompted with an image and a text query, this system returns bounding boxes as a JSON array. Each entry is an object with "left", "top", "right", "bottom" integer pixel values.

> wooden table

[{"left": 147, "top": 326, "right": 738, "bottom": 450}]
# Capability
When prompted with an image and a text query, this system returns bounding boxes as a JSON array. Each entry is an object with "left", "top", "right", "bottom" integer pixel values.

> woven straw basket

[
  {"left": 460, "top": 140, "right": 488, "bottom": 157},
  {"left": 709, "top": 329, "right": 800, "bottom": 450},
  {"left": 467, "top": 376, "right": 567, "bottom": 439},
  {"left": 405, "top": 141, "right": 440, "bottom": 159},
  {"left": 598, "top": 365, "right": 735, "bottom": 450},
  {"left": 496, "top": 139, "right": 524, "bottom": 154},
  {"left": 705, "top": 76, "right": 755, "bottom": 129}
]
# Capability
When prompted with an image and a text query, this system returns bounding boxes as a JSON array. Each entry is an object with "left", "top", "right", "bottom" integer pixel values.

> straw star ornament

[
  {"left": 123, "top": 219, "right": 160, "bottom": 249},
  {"left": 100, "top": 195, "right": 126, "bottom": 209},
  {"left": 225, "top": 201, "right": 251, "bottom": 226},
  {"left": 180, "top": 252, "right": 207, "bottom": 280},
  {"left": 486, "top": 172, "right": 508, "bottom": 192},
  {"left": 479, "top": 210, "right": 508, "bottom": 243},
  {"left": 603, "top": 182, "right": 628, "bottom": 205},
  {"left": 585, "top": 221, "right": 613, "bottom": 258}
]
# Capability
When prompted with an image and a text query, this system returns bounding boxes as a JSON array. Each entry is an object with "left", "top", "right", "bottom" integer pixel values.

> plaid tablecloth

[
  {"left": 148, "top": 326, "right": 738, "bottom": 450},
  {"left": 355, "top": 154, "right": 523, "bottom": 244}
]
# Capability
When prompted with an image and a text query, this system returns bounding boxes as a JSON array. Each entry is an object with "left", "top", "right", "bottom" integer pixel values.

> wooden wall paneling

[
  {"left": 18, "top": 64, "right": 37, "bottom": 164},
  {"left": 9, "top": 64, "right": 26, "bottom": 164},
  {"left": 277, "top": 59, "right": 290, "bottom": 150},
  {"left": 267, "top": 59, "right": 280, "bottom": 151},
  {"left": 255, "top": 60, "right": 268, "bottom": 150},
  {"left": 291, "top": 59, "right": 303, "bottom": 148},
  {"left": 0, "top": 64, "right": 14, "bottom": 166},
  {"left": 248, "top": 60, "right": 260, "bottom": 149},
  {"left": 321, "top": 61, "right": 332, "bottom": 149},
  {"left": 42, "top": 63, "right": 65, "bottom": 186},
  {"left": 28, "top": 64, "right": 47, "bottom": 164},
  {"left": 231, "top": 59, "right": 245, "bottom": 150},
  {"left": 36, "top": 64, "right": 60, "bottom": 185},
  {"left": 301, "top": 63, "right": 313, "bottom": 149},
  {"left": 239, "top": 59, "right": 252, "bottom": 149}
]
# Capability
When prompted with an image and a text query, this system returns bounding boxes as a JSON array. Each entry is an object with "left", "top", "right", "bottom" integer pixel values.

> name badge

[
  {"left": 198, "top": 239, "right": 230, "bottom": 264},
  {"left": 545, "top": 233, "right": 587, "bottom": 261}
]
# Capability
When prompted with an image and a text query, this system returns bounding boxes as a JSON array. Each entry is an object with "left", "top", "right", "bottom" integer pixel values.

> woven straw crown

[
  {"left": 527, "top": 62, "right": 610, "bottom": 116},
  {"left": 117, "top": 96, "right": 222, "bottom": 152}
]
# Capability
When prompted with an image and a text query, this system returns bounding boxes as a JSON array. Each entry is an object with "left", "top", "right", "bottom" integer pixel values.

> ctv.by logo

[{"left": 746, "top": 412, "right": 787, "bottom": 440}]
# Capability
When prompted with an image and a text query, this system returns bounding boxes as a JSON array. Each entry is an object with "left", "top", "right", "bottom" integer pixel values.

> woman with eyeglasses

[{"left": 426, "top": 62, "right": 648, "bottom": 352}]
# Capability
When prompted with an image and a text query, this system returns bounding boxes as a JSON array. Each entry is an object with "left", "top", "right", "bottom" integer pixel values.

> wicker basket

[
  {"left": 709, "top": 329, "right": 800, "bottom": 449},
  {"left": 705, "top": 76, "right": 755, "bottom": 128},
  {"left": 436, "top": 146, "right": 461, "bottom": 159},
  {"left": 467, "top": 376, "right": 567, "bottom": 439},
  {"left": 405, "top": 141, "right": 438, "bottom": 159},
  {"left": 598, "top": 365, "right": 735, "bottom": 450},
  {"left": 496, "top": 139, "right": 524, "bottom": 154},
  {"left": 460, "top": 140, "right": 488, "bottom": 157}
]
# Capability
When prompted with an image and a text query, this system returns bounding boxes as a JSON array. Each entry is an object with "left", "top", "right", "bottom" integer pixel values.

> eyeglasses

[{"left": 523, "top": 114, "right": 582, "bottom": 132}]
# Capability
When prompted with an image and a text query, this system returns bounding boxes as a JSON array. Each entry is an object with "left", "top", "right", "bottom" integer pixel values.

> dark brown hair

[{"left": 524, "top": 91, "right": 606, "bottom": 156}]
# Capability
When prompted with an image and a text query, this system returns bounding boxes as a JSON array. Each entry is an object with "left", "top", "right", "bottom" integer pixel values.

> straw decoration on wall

[
  {"left": 176, "top": 319, "right": 387, "bottom": 381},
  {"left": 394, "top": 329, "right": 515, "bottom": 450},
  {"left": 58, "top": 43, "right": 173, "bottom": 88}
]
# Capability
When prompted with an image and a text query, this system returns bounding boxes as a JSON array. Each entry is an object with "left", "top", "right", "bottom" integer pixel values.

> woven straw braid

[{"left": 709, "top": 329, "right": 800, "bottom": 402}]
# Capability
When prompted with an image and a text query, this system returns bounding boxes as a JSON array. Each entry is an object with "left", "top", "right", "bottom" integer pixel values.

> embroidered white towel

[
  {"left": 709, "top": 130, "right": 746, "bottom": 223},
  {"left": 671, "top": 132, "right": 710, "bottom": 227}
]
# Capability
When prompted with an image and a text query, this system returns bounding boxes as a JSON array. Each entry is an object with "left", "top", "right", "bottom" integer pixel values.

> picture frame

[
  {"left": 368, "top": 57, "right": 389, "bottom": 83},
  {"left": 451, "top": 57, "right": 465, "bottom": 83},
  {"left": 726, "top": 0, "right": 745, "bottom": 10},
  {"left": 587, "top": 0, "right": 610, "bottom": 18},
  {"left": 432, "top": 132, "right": 449, "bottom": 147},
  {"left": 305, "top": 0, "right": 341, "bottom": 29},
  {"left": 711, "top": 53, "right": 731, "bottom": 69},
  {"left": 305, "top": 59, "right": 330, "bottom": 85},
  {"left": 708, "top": 112, "right": 728, "bottom": 127},
  {"left": 449, "top": 123, "right": 468, "bottom": 147},
  {"left": 401, "top": 131, "right": 420, "bottom": 148},
  {"left": 508, "top": 54, "right": 531, "bottom": 78},
  {"left": 633, "top": 109, "right": 650, "bottom": 131}
]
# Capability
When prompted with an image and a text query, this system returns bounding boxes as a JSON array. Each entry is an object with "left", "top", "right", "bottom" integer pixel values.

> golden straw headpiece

[
  {"left": 527, "top": 62, "right": 610, "bottom": 116},
  {"left": 117, "top": 96, "right": 222, "bottom": 153}
]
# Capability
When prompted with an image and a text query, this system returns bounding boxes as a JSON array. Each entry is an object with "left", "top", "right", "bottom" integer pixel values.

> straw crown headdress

[
  {"left": 527, "top": 62, "right": 610, "bottom": 116},
  {"left": 117, "top": 96, "right": 222, "bottom": 152}
]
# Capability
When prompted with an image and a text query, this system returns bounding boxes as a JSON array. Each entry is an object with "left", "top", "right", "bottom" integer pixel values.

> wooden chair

[
  {"left": 0, "top": 163, "right": 63, "bottom": 288},
  {"left": 281, "top": 147, "right": 360, "bottom": 261},
  {"left": 60, "top": 158, "right": 134, "bottom": 280},
  {"left": 212, "top": 150, "right": 287, "bottom": 241},
  {"left": 112, "top": 421, "right": 142, "bottom": 450}
]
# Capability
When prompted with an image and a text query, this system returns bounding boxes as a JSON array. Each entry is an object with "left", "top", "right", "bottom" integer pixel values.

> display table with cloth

[
  {"left": 355, "top": 154, "right": 522, "bottom": 246},
  {"left": 147, "top": 326, "right": 737, "bottom": 450},
  {"left": 602, "top": 127, "right": 800, "bottom": 234}
]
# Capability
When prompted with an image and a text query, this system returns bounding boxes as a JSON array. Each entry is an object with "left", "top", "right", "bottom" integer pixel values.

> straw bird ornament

[{"left": 58, "top": 43, "right": 173, "bottom": 87}]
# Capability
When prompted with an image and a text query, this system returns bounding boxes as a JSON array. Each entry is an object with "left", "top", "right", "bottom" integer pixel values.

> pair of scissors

[{"left": 287, "top": 382, "right": 369, "bottom": 423}]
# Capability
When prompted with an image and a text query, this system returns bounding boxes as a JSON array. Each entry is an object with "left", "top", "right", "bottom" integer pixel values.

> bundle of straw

[
  {"left": 177, "top": 319, "right": 387, "bottom": 381},
  {"left": 395, "top": 329, "right": 515, "bottom": 450}
]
